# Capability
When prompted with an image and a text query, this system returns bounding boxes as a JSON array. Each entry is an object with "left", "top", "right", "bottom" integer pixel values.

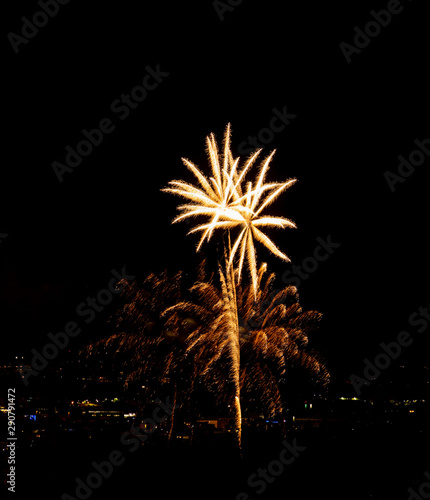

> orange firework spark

[{"left": 164, "top": 260, "right": 329, "bottom": 424}]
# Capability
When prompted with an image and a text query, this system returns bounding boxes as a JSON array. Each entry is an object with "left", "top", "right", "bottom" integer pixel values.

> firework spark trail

[{"left": 219, "top": 255, "right": 242, "bottom": 446}]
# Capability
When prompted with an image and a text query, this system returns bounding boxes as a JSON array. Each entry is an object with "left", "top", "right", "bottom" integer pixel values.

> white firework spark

[{"left": 162, "top": 123, "right": 296, "bottom": 297}]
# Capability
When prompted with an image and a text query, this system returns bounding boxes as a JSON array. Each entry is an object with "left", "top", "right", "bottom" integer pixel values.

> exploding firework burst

[
  {"left": 81, "top": 272, "right": 187, "bottom": 432},
  {"left": 164, "top": 260, "right": 330, "bottom": 420},
  {"left": 162, "top": 123, "right": 297, "bottom": 297}
]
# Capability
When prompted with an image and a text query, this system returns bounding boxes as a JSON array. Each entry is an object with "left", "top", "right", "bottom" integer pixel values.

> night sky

[{"left": 2, "top": 0, "right": 430, "bottom": 387}]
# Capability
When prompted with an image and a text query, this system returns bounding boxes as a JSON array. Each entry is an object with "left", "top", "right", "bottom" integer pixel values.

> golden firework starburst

[{"left": 163, "top": 124, "right": 297, "bottom": 296}]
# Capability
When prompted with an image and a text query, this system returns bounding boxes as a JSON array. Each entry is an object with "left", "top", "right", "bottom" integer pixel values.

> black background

[{"left": 2, "top": 5, "right": 430, "bottom": 495}]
